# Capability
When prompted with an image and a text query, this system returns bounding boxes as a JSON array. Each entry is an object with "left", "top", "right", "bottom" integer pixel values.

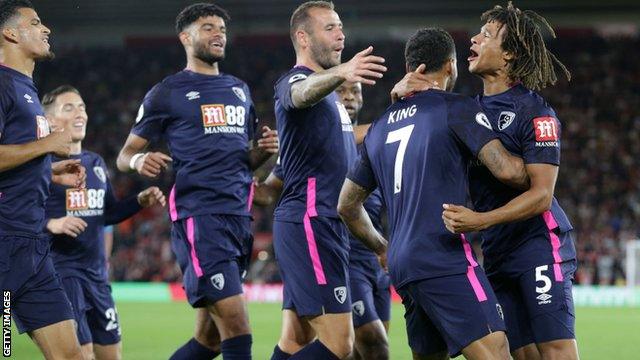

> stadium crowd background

[{"left": 30, "top": 1, "right": 640, "bottom": 287}]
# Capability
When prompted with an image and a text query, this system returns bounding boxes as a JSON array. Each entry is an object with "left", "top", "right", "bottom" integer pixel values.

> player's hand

[
  {"left": 43, "top": 127, "right": 73, "bottom": 157},
  {"left": 137, "top": 186, "right": 166, "bottom": 208},
  {"left": 51, "top": 159, "right": 86, "bottom": 188},
  {"left": 46, "top": 216, "right": 88, "bottom": 238},
  {"left": 252, "top": 177, "right": 274, "bottom": 206},
  {"left": 390, "top": 64, "right": 440, "bottom": 103},
  {"left": 257, "top": 126, "right": 279, "bottom": 154},
  {"left": 442, "top": 204, "right": 487, "bottom": 233},
  {"left": 134, "top": 152, "right": 172, "bottom": 178},
  {"left": 336, "top": 46, "right": 387, "bottom": 86}
]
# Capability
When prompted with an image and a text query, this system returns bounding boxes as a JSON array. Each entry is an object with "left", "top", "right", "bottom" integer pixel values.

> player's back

[{"left": 361, "top": 90, "right": 496, "bottom": 288}]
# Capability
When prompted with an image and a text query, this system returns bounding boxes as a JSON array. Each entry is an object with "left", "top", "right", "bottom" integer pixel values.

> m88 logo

[
  {"left": 201, "top": 104, "right": 246, "bottom": 127},
  {"left": 66, "top": 189, "right": 105, "bottom": 210}
]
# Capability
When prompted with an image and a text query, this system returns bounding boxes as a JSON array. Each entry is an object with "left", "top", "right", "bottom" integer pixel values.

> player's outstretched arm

[
  {"left": 117, "top": 133, "right": 172, "bottom": 178},
  {"left": 291, "top": 47, "right": 387, "bottom": 109},
  {"left": 249, "top": 126, "right": 278, "bottom": 170},
  {"left": 478, "top": 139, "right": 530, "bottom": 190},
  {"left": 253, "top": 172, "right": 284, "bottom": 207},
  {"left": 390, "top": 64, "right": 440, "bottom": 103},
  {"left": 338, "top": 179, "right": 388, "bottom": 264}
]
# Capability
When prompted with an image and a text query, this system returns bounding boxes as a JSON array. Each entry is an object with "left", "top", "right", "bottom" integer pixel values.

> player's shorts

[
  {"left": 397, "top": 265, "right": 506, "bottom": 357},
  {"left": 274, "top": 216, "right": 351, "bottom": 316},
  {"left": 171, "top": 214, "right": 253, "bottom": 308},
  {"left": 349, "top": 257, "right": 391, "bottom": 328},
  {"left": 487, "top": 231, "right": 577, "bottom": 352},
  {"left": 0, "top": 234, "right": 74, "bottom": 333},
  {"left": 61, "top": 276, "right": 120, "bottom": 345}
]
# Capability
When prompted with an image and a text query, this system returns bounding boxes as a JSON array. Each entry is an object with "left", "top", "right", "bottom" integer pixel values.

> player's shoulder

[
  {"left": 513, "top": 85, "right": 557, "bottom": 120},
  {"left": 81, "top": 150, "right": 105, "bottom": 165},
  {"left": 0, "top": 68, "right": 17, "bottom": 100},
  {"left": 275, "top": 66, "right": 313, "bottom": 88}
]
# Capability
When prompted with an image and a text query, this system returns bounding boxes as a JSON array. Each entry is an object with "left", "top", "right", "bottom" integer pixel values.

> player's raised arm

[
  {"left": 290, "top": 47, "right": 387, "bottom": 109},
  {"left": 0, "top": 126, "right": 72, "bottom": 172}
]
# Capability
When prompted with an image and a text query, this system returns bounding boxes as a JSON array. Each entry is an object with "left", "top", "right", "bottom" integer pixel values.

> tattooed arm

[
  {"left": 291, "top": 47, "right": 386, "bottom": 109},
  {"left": 477, "top": 139, "right": 529, "bottom": 190},
  {"left": 338, "top": 179, "right": 388, "bottom": 255}
]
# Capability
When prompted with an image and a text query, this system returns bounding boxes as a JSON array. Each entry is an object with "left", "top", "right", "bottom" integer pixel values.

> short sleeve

[
  {"left": 0, "top": 82, "right": 11, "bottom": 137},
  {"left": 131, "top": 83, "right": 171, "bottom": 142},
  {"left": 347, "top": 140, "right": 378, "bottom": 191},
  {"left": 274, "top": 70, "right": 310, "bottom": 112},
  {"left": 519, "top": 110, "right": 561, "bottom": 166},
  {"left": 447, "top": 97, "right": 498, "bottom": 157}
]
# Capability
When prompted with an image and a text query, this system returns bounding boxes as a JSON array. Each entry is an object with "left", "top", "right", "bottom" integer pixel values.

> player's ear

[
  {"left": 178, "top": 31, "right": 191, "bottom": 47},
  {"left": 444, "top": 58, "right": 454, "bottom": 75},
  {"left": 296, "top": 29, "right": 308, "bottom": 49},
  {"left": 1, "top": 27, "right": 19, "bottom": 44}
]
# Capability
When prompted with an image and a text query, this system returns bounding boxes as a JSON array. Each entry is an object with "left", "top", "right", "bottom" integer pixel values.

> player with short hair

[
  {"left": 254, "top": 81, "right": 391, "bottom": 360},
  {"left": 42, "top": 85, "right": 166, "bottom": 360},
  {"left": 393, "top": 3, "right": 579, "bottom": 359},
  {"left": 116, "top": 3, "right": 277, "bottom": 360},
  {"left": 269, "top": 1, "right": 387, "bottom": 359},
  {"left": 0, "top": 1, "right": 86, "bottom": 359},
  {"left": 338, "top": 27, "right": 531, "bottom": 360}
]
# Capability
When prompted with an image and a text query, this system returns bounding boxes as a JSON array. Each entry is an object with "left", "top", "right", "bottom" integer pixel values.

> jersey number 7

[{"left": 385, "top": 125, "right": 415, "bottom": 194}]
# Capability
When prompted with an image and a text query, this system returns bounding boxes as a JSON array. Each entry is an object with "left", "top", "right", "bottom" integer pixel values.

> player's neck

[
  {"left": 295, "top": 53, "right": 323, "bottom": 73},
  {"left": 185, "top": 57, "right": 219, "bottom": 76},
  {"left": 482, "top": 73, "right": 512, "bottom": 96},
  {"left": 0, "top": 49, "right": 36, "bottom": 78},
  {"left": 70, "top": 141, "right": 82, "bottom": 155}
]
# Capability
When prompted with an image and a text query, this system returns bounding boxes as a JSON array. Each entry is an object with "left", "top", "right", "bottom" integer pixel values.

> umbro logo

[
  {"left": 536, "top": 293, "right": 552, "bottom": 305},
  {"left": 24, "top": 94, "right": 34, "bottom": 103},
  {"left": 186, "top": 91, "right": 200, "bottom": 101}
]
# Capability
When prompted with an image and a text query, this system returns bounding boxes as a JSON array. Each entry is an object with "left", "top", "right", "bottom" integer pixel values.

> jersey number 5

[{"left": 385, "top": 124, "right": 415, "bottom": 194}]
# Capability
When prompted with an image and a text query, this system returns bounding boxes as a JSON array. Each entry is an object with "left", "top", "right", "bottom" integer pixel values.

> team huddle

[{"left": 0, "top": 0, "right": 579, "bottom": 359}]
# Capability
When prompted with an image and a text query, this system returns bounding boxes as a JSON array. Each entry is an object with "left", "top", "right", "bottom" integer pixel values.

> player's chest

[
  {"left": 483, "top": 106, "right": 522, "bottom": 154},
  {"left": 173, "top": 87, "right": 250, "bottom": 136},
  {"left": 63, "top": 163, "right": 108, "bottom": 214},
  {"left": 3, "top": 87, "right": 49, "bottom": 143}
]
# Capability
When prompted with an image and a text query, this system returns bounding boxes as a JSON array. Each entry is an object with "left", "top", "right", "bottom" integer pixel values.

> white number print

[
  {"left": 385, "top": 124, "right": 415, "bottom": 194},
  {"left": 87, "top": 189, "right": 105, "bottom": 209},
  {"left": 105, "top": 307, "right": 120, "bottom": 332},
  {"left": 225, "top": 105, "right": 246, "bottom": 126},
  {"left": 535, "top": 265, "right": 552, "bottom": 294}
]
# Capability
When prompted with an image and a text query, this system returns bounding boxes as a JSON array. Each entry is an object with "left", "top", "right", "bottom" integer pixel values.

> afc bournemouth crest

[
  {"left": 93, "top": 166, "right": 106, "bottom": 183},
  {"left": 498, "top": 111, "right": 516, "bottom": 130},
  {"left": 334, "top": 286, "right": 347, "bottom": 304},
  {"left": 210, "top": 273, "right": 225, "bottom": 290},
  {"left": 232, "top": 87, "right": 246, "bottom": 102},
  {"left": 352, "top": 300, "right": 365, "bottom": 317}
]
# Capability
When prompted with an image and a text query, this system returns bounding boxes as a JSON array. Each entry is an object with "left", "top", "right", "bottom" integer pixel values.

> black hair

[
  {"left": 41, "top": 84, "right": 80, "bottom": 113},
  {"left": 482, "top": 1, "right": 570, "bottom": 90},
  {"left": 175, "top": 2, "right": 230, "bottom": 33},
  {"left": 0, "top": 0, "right": 33, "bottom": 28},
  {"left": 405, "top": 27, "right": 456, "bottom": 73}
]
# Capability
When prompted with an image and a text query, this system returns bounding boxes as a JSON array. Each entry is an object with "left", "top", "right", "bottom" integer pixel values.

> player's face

[
  {"left": 335, "top": 81, "right": 362, "bottom": 122},
  {"left": 307, "top": 8, "right": 345, "bottom": 69},
  {"left": 188, "top": 15, "right": 227, "bottom": 65},
  {"left": 48, "top": 92, "right": 88, "bottom": 142},
  {"left": 468, "top": 21, "right": 508, "bottom": 77},
  {"left": 8, "top": 8, "right": 53, "bottom": 60}
]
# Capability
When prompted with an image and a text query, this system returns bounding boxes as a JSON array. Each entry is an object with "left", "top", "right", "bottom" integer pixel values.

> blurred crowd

[{"left": 35, "top": 30, "right": 640, "bottom": 286}]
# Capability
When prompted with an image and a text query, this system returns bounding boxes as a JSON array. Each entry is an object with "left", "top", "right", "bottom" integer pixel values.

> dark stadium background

[{"left": 29, "top": 0, "right": 640, "bottom": 287}]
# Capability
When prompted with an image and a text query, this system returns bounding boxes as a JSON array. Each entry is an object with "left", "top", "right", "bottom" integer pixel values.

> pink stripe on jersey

[
  {"left": 303, "top": 213, "right": 327, "bottom": 285},
  {"left": 247, "top": 181, "right": 255, "bottom": 211},
  {"left": 306, "top": 177, "right": 318, "bottom": 217},
  {"left": 466, "top": 266, "right": 488, "bottom": 302},
  {"left": 543, "top": 211, "right": 564, "bottom": 282},
  {"left": 461, "top": 234, "right": 487, "bottom": 302},
  {"left": 186, "top": 217, "right": 203, "bottom": 277},
  {"left": 461, "top": 234, "right": 478, "bottom": 267},
  {"left": 169, "top": 185, "right": 178, "bottom": 221}
]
